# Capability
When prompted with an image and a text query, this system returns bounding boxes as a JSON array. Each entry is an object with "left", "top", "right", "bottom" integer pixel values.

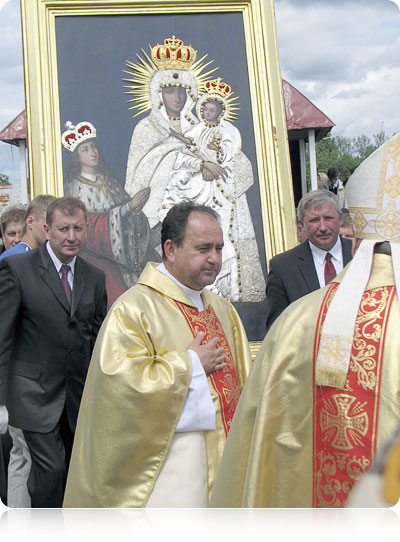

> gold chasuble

[
  {"left": 63, "top": 262, "right": 251, "bottom": 507},
  {"left": 210, "top": 254, "right": 400, "bottom": 507}
]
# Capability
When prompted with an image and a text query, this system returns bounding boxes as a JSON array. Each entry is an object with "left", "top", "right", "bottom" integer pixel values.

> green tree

[
  {"left": 352, "top": 135, "right": 375, "bottom": 161},
  {"left": 313, "top": 130, "right": 390, "bottom": 184},
  {"left": 373, "top": 130, "right": 387, "bottom": 148},
  {"left": 0, "top": 173, "right": 10, "bottom": 185},
  {"left": 335, "top": 135, "right": 353, "bottom": 156},
  {"left": 313, "top": 136, "right": 339, "bottom": 173}
]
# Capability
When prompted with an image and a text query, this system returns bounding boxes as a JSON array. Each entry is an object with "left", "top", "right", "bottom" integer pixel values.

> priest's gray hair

[{"left": 297, "top": 190, "right": 342, "bottom": 224}]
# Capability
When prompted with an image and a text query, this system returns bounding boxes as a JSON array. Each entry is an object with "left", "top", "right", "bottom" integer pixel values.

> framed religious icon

[{"left": 20, "top": 0, "right": 296, "bottom": 348}]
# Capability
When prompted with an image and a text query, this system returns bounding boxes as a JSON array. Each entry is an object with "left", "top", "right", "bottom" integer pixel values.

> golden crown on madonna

[{"left": 151, "top": 36, "right": 197, "bottom": 70}]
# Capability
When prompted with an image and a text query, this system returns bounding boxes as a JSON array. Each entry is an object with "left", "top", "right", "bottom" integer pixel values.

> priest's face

[
  {"left": 302, "top": 202, "right": 342, "bottom": 251},
  {"left": 165, "top": 211, "right": 223, "bottom": 290}
]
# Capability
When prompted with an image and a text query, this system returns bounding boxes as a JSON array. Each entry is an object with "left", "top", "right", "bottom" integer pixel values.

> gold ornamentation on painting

[
  {"left": 123, "top": 36, "right": 217, "bottom": 118},
  {"left": 196, "top": 77, "right": 239, "bottom": 124},
  {"left": 151, "top": 36, "right": 197, "bottom": 70}
]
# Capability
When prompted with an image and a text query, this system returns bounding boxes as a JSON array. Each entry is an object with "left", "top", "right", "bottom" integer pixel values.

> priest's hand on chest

[{"left": 188, "top": 331, "right": 227, "bottom": 374}]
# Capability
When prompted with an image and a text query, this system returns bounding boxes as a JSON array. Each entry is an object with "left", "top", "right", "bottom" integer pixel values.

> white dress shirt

[
  {"left": 309, "top": 236, "right": 343, "bottom": 287},
  {"left": 157, "top": 263, "right": 216, "bottom": 432},
  {"left": 46, "top": 241, "right": 76, "bottom": 290}
]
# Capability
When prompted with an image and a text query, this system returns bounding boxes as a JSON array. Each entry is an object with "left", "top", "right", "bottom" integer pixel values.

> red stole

[
  {"left": 174, "top": 301, "right": 240, "bottom": 436},
  {"left": 312, "top": 283, "right": 395, "bottom": 507}
]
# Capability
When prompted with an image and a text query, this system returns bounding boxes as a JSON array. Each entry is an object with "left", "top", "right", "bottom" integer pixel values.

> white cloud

[{"left": 275, "top": 0, "right": 400, "bottom": 138}]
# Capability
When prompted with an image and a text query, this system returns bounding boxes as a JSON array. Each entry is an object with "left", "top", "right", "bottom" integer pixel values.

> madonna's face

[{"left": 161, "top": 86, "right": 187, "bottom": 117}]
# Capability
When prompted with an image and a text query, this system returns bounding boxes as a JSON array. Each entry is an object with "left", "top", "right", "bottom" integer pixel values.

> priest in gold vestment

[
  {"left": 210, "top": 132, "right": 400, "bottom": 508},
  {"left": 63, "top": 202, "right": 251, "bottom": 507}
]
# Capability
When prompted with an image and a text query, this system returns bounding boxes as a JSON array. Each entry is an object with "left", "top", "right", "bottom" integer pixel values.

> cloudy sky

[
  {"left": 0, "top": 0, "right": 399, "bottom": 182},
  {"left": 275, "top": 0, "right": 400, "bottom": 139}
]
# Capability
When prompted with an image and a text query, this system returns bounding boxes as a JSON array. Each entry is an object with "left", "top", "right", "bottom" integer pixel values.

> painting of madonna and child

[{"left": 56, "top": 15, "right": 268, "bottom": 340}]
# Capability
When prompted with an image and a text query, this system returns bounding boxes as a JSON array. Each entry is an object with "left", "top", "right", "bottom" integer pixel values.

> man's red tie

[
  {"left": 60, "top": 264, "right": 72, "bottom": 305},
  {"left": 324, "top": 252, "right": 336, "bottom": 285}
]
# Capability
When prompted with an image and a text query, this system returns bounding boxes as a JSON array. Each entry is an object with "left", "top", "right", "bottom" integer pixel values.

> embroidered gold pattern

[
  {"left": 317, "top": 335, "right": 353, "bottom": 371},
  {"left": 349, "top": 133, "right": 400, "bottom": 240},
  {"left": 314, "top": 285, "right": 395, "bottom": 507},
  {"left": 174, "top": 301, "right": 240, "bottom": 436},
  {"left": 221, "top": 373, "right": 240, "bottom": 413},
  {"left": 320, "top": 394, "right": 368, "bottom": 450},
  {"left": 316, "top": 451, "right": 370, "bottom": 507},
  {"left": 352, "top": 210, "right": 368, "bottom": 236},
  {"left": 374, "top": 207, "right": 400, "bottom": 240},
  {"left": 384, "top": 175, "right": 400, "bottom": 199},
  {"left": 350, "top": 288, "right": 389, "bottom": 390}
]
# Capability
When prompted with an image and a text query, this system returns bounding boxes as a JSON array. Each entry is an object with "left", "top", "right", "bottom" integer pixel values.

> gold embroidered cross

[{"left": 320, "top": 394, "right": 368, "bottom": 450}]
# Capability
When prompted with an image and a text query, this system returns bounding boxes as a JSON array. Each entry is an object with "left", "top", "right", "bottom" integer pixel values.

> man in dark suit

[
  {"left": 265, "top": 190, "right": 352, "bottom": 331},
  {"left": 0, "top": 196, "right": 107, "bottom": 507}
]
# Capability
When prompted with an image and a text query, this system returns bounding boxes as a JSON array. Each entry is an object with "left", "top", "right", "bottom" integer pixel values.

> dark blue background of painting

[{"left": 56, "top": 12, "right": 268, "bottom": 340}]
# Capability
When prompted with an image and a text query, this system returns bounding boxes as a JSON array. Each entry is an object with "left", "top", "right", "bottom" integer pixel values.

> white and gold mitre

[
  {"left": 316, "top": 131, "right": 400, "bottom": 390},
  {"left": 151, "top": 36, "right": 196, "bottom": 70},
  {"left": 61, "top": 121, "right": 96, "bottom": 152},
  {"left": 346, "top": 131, "right": 400, "bottom": 242}
]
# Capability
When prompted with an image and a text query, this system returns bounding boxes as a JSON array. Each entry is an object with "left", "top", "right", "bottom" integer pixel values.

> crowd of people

[{"left": 0, "top": 131, "right": 399, "bottom": 508}]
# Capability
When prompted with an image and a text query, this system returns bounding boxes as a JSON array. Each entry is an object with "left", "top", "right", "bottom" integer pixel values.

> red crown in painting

[
  {"left": 151, "top": 36, "right": 197, "bottom": 70},
  {"left": 61, "top": 121, "right": 96, "bottom": 152},
  {"left": 204, "top": 78, "right": 232, "bottom": 98}
]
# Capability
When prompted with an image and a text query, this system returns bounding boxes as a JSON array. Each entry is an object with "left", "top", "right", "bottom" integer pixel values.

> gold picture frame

[{"left": 21, "top": 0, "right": 295, "bottom": 347}]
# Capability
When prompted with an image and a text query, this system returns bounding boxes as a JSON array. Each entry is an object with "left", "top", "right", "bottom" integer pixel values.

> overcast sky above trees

[
  {"left": 275, "top": 0, "right": 400, "bottom": 139},
  {"left": 0, "top": 0, "right": 399, "bottom": 180}
]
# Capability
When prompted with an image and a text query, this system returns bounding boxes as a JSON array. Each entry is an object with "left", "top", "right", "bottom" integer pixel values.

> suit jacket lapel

[
  {"left": 296, "top": 242, "right": 320, "bottom": 293},
  {"left": 38, "top": 244, "right": 71, "bottom": 313},
  {"left": 71, "top": 257, "right": 86, "bottom": 317},
  {"left": 341, "top": 237, "right": 353, "bottom": 265}
]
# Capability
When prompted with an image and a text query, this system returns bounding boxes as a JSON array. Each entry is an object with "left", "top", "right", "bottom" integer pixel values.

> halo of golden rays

[
  {"left": 196, "top": 77, "right": 240, "bottom": 123},
  {"left": 123, "top": 45, "right": 218, "bottom": 118},
  {"left": 197, "top": 91, "right": 240, "bottom": 123}
]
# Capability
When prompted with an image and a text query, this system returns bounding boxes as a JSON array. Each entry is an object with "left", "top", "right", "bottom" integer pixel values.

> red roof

[
  {"left": 282, "top": 79, "right": 335, "bottom": 132},
  {"left": 0, "top": 110, "right": 27, "bottom": 145}
]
